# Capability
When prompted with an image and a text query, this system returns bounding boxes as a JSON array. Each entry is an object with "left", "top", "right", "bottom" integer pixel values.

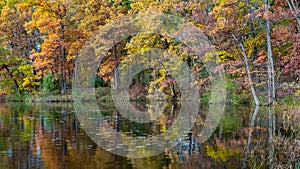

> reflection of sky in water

[{"left": 0, "top": 103, "right": 297, "bottom": 169}]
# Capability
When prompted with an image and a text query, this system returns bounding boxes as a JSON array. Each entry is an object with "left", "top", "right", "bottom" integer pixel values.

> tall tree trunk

[
  {"left": 61, "top": 69, "right": 66, "bottom": 94},
  {"left": 113, "top": 44, "right": 118, "bottom": 90},
  {"left": 60, "top": 46, "right": 67, "bottom": 94},
  {"left": 265, "top": 0, "right": 276, "bottom": 105},
  {"left": 73, "top": 53, "right": 79, "bottom": 88},
  {"left": 232, "top": 33, "right": 260, "bottom": 106},
  {"left": 60, "top": 21, "right": 67, "bottom": 94}
]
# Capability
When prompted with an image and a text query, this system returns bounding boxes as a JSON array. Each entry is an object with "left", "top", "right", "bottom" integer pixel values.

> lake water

[{"left": 0, "top": 102, "right": 298, "bottom": 169}]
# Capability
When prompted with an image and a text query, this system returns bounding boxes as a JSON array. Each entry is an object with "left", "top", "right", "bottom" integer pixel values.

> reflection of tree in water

[
  {"left": 162, "top": 106, "right": 271, "bottom": 169},
  {"left": 164, "top": 127, "right": 268, "bottom": 169},
  {"left": 0, "top": 103, "right": 133, "bottom": 169},
  {"left": 0, "top": 103, "right": 299, "bottom": 168}
]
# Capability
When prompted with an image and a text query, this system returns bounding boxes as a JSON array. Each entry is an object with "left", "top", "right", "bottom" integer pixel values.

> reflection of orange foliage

[
  {"left": 34, "top": 128, "right": 63, "bottom": 169},
  {"left": 32, "top": 123, "right": 116, "bottom": 168},
  {"left": 0, "top": 103, "right": 8, "bottom": 112}
]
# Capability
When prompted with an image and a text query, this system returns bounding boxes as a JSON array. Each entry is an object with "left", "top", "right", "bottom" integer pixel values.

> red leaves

[
  {"left": 263, "top": 11, "right": 273, "bottom": 20},
  {"left": 159, "top": 77, "right": 175, "bottom": 87},
  {"left": 254, "top": 51, "right": 267, "bottom": 64}
]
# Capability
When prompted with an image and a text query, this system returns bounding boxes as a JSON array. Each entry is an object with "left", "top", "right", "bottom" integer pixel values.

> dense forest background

[{"left": 0, "top": 0, "right": 299, "bottom": 105}]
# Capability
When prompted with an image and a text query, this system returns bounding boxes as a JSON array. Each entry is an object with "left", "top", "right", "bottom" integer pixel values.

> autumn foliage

[{"left": 0, "top": 0, "right": 299, "bottom": 103}]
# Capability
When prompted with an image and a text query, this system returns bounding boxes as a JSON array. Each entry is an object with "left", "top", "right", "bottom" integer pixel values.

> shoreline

[{"left": 1, "top": 87, "right": 299, "bottom": 105}]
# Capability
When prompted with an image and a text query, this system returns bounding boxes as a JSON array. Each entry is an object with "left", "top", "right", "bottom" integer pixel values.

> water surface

[{"left": 0, "top": 102, "right": 295, "bottom": 168}]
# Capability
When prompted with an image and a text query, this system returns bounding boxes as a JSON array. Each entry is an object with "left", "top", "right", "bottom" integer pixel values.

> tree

[
  {"left": 264, "top": 0, "right": 276, "bottom": 105},
  {"left": 0, "top": 1, "right": 40, "bottom": 94},
  {"left": 194, "top": 0, "right": 264, "bottom": 105},
  {"left": 24, "top": 0, "right": 85, "bottom": 94}
]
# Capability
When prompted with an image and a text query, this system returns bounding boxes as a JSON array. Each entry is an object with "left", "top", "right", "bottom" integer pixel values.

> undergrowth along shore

[{"left": 2, "top": 87, "right": 300, "bottom": 106}]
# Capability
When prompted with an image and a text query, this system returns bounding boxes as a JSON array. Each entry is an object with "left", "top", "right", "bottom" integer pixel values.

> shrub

[{"left": 41, "top": 74, "right": 60, "bottom": 94}]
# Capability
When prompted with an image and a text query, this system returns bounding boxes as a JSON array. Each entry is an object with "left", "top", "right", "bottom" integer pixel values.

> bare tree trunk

[
  {"left": 232, "top": 33, "right": 260, "bottom": 106},
  {"left": 264, "top": 1, "right": 276, "bottom": 166},
  {"left": 60, "top": 53, "right": 67, "bottom": 94},
  {"left": 112, "top": 44, "right": 118, "bottom": 90},
  {"left": 265, "top": 0, "right": 276, "bottom": 105},
  {"left": 60, "top": 20, "right": 67, "bottom": 94},
  {"left": 61, "top": 69, "right": 66, "bottom": 94}
]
